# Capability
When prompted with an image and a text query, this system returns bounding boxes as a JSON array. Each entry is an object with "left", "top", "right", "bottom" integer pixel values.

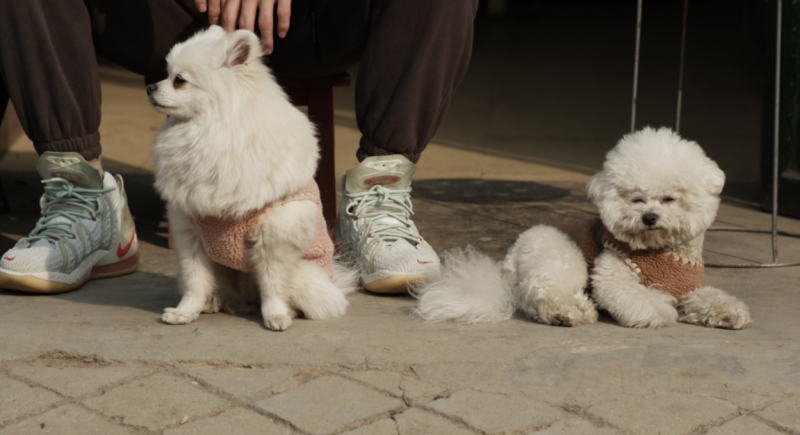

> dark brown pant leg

[
  {"left": 0, "top": 0, "right": 102, "bottom": 160},
  {"left": 0, "top": 0, "right": 476, "bottom": 163},
  {"left": 354, "top": 0, "right": 480, "bottom": 163},
  {"left": 0, "top": 0, "right": 202, "bottom": 160},
  {"left": 267, "top": 0, "right": 479, "bottom": 163}
]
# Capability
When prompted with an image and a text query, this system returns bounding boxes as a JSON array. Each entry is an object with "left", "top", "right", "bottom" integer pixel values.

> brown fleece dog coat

[
  {"left": 194, "top": 180, "right": 333, "bottom": 277},
  {"left": 556, "top": 217, "right": 703, "bottom": 301}
]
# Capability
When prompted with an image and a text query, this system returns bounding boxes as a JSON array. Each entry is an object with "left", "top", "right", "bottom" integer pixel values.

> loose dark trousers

[{"left": 0, "top": 0, "right": 478, "bottom": 163}]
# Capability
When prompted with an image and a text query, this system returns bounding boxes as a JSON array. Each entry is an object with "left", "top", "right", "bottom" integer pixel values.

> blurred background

[{"left": 0, "top": 0, "right": 794, "bottom": 216}]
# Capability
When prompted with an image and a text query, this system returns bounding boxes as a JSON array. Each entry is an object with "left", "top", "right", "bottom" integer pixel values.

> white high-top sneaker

[
  {"left": 335, "top": 155, "right": 439, "bottom": 293},
  {"left": 0, "top": 152, "right": 140, "bottom": 293}
]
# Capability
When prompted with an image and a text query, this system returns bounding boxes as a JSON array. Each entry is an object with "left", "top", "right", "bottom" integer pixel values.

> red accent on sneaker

[
  {"left": 364, "top": 175, "right": 400, "bottom": 185},
  {"left": 91, "top": 252, "right": 140, "bottom": 277},
  {"left": 117, "top": 229, "right": 136, "bottom": 258},
  {"left": 3, "top": 257, "right": 15, "bottom": 261},
  {"left": 417, "top": 259, "right": 433, "bottom": 264}
]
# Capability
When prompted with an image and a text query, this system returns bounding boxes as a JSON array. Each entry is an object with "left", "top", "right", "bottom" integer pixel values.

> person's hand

[{"left": 194, "top": 0, "right": 291, "bottom": 54}]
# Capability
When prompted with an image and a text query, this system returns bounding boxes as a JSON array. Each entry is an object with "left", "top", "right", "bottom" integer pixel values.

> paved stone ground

[{"left": 2, "top": 168, "right": 800, "bottom": 435}]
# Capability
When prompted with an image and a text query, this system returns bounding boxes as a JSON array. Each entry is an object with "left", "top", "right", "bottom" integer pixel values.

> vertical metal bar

[
  {"left": 772, "top": 0, "right": 782, "bottom": 263},
  {"left": 676, "top": 0, "right": 688, "bottom": 133},
  {"left": 631, "top": 0, "right": 643, "bottom": 133}
]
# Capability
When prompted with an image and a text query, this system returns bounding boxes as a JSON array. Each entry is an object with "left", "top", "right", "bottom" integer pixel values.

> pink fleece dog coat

[
  {"left": 556, "top": 217, "right": 704, "bottom": 301},
  {"left": 194, "top": 180, "right": 333, "bottom": 277}
]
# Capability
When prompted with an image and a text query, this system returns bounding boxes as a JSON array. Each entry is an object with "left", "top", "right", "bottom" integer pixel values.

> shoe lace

[
  {"left": 346, "top": 185, "right": 420, "bottom": 248},
  {"left": 25, "top": 178, "right": 114, "bottom": 245}
]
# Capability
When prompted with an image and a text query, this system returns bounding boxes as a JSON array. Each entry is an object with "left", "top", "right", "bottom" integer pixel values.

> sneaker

[
  {"left": 0, "top": 152, "right": 140, "bottom": 293},
  {"left": 335, "top": 155, "right": 439, "bottom": 293}
]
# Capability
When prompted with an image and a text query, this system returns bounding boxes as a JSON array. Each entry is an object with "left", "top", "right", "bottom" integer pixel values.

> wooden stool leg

[
  {"left": 0, "top": 181, "right": 9, "bottom": 213},
  {"left": 307, "top": 86, "right": 337, "bottom": 229}
]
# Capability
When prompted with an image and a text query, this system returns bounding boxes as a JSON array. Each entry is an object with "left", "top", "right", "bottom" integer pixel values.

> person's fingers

[
  {"left": 207, "top": 0, "right": 222, "bottom": 24},
  {"left": 238, "top": 0, "right": 259, "bottom": 32},
  {"left": 258, "top": 0, "right": 276, "bottom": 54},
  {"left": 276, "top": 0, "right": 291, "bottom": 38},
  {"left": 194, "top": 0, "right": 207, "bottom": 13},
  {"left": 221, "top": 0, "right": 241, "bottom": 32}
]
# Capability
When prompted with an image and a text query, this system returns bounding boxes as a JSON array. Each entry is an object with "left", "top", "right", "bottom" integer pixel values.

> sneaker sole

[
  {"left": 360, "top": 273, "right": 433, "bottom": 294},
  {"left": 0, "top": 252, "right": 141, "bottom": 294}
]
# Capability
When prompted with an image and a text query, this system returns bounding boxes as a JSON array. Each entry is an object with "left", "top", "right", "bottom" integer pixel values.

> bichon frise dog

[
  {"left": 148, "top": 26, "right": 357, "bottom": 331},
  {"left": 414, "top": 127, "right": 751, "bottom": 329}
]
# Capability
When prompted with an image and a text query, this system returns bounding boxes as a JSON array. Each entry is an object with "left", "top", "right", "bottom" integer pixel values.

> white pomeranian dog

[
  {"left": 148, "top": 26, "right": 357, "bottom": 331},
  {"left": 414, "top": 128, "right": 751, "bottom": 330}
]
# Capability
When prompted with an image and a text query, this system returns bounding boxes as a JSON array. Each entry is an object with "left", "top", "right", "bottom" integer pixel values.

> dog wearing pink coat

[{"left": 149, "top": 26, "right": 357, "bottom": 331}]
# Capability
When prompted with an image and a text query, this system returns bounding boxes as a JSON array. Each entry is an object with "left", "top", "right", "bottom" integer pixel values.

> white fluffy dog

[
  {"left": 148, "top": 26, "right": 357, "bottom": 331},
  {"left": 414, "top": 128, "right": 751, "bottom": 329}
]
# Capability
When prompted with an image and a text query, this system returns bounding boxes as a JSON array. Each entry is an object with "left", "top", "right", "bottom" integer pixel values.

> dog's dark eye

[
  {"left": 633, "top": 198, "right": 644, "bottom": 203},
  {"left": 173, "top": 75, "right": 187, "bottom": 88},
  {"left": 663, "top": 197, "right": 675, "bottom": 203}
]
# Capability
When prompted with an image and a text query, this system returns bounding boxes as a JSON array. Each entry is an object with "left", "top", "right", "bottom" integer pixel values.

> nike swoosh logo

[
  {"left": 117, "top": 230, "right": 136, "bottom": 258},
  {"left": 417, "top": 260, "right": 433, "bottom": 264},
  {"left": 3, "top": 257, "right": 14, "bottom": 261}
]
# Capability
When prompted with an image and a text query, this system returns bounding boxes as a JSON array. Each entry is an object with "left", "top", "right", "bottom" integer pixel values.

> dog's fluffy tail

[
  {"left": 332, "top": 254, "right": 360, "bottom": 296},
  {"left": 411, "top": 246, "right": 515, "bottom": 324}
]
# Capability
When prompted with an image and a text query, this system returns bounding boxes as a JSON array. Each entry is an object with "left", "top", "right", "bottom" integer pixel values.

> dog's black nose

[
  {"left": 642, "top": 213, "right": 659, "bottom": 227},
  {"left": 146, "top": 84, "right": 157, "bottom": 95}
]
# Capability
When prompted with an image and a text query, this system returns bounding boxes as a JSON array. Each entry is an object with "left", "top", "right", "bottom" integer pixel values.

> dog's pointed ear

[{"left": 224, "top": 30, "right": 261, "bottom": 68}]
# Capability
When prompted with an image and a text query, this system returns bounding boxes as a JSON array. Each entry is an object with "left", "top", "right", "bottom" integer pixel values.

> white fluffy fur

[
  {"left": 150, "top": 26, "right": 317, "bottom": 219},
  {"left": 505, "top": 225, "right": 598, "bottom": 327},
  {"left": 151, "top": 26, "right": 357, "bottom": 331},
  {"left": 412, "top": 246, "right": 514, "bottom": 324},
  {"left": 415, "top": 127, "right": 751, "bottom": 329}
]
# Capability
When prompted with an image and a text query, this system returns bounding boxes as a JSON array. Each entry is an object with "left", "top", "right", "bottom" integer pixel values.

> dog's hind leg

[
  {"left": 677, "top": 286, "right": 751, "bottom": 329},
  {"left": 591, "top": 250, "right": 678, "bottom": 328},
  {"left": 163, "top": 204, "right": 219, "bottom": 325},
  {"left": 508, "top": 225, "right": 597, "bottom": 327},
  {"left": 249, "top": 200, "right": 319, "bottom": 331}
]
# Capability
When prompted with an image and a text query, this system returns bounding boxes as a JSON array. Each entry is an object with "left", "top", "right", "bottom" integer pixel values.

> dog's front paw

[
  {"left": 717, "top": 309, "right": 751, "bottom": 330},
  {"left": 162, "top": 308, "right": 199, "bottom": 325},
  {"left": 264, "top": 314, "right": 292, "bottom": 331},
  {"left": 676, "top": 286, "right": 751, "bottom": 330},
  {"left": 530, "top": 295, "right": 598, "bottom": 327},
  {"left": 681, "top": 306, "right": 751, "bottom": 330}
]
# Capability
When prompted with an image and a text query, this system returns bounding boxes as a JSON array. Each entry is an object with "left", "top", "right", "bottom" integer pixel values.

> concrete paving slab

[
  {"left": 341, "top": 418, "right": 399, "bottom": 435},
  {"left": 82, "top": 373, "right": 230, "bottom": 431},
  {"left": 397, "top": 376, "right": 445, "bottom": 405},
  {"left": 704, "top": 416, "right": 784, "bottom": 435},
  {"left": 187, "top": 369, "right": 297, "bottom": 399},
  {"left": 0, "top": 404, "right": 132, "bottom": 435},
  {"left": 253, "top": 375, "right": 405, "bottom": 435},
  {"left": 393, "top": 408, "right": 476, "bottom": 435},
  {"left": 342, "top": 371, "right": 447, "bottom": 406},
  {"left": 0, "top": 377, "right": 62, "bottom": 426},
  {"left": 162, "top": 408, "right": 295, "bottom": 435},
  {"left": 8, "top": 366, "right": 153, "bottom": 398},
  {"left": 342, "top": 370, "right": 404, "bottom": 397},
  {"left": 585, "top": 392, "right": 740, "bottom": 435},
  {"left": 424, "top": 389, "right": 564, "bottom": 434},
  {"left": 527, "top": 418, "right": 622, "bottom": 435},
  {"left": 757, "top": 397, "right": 800, "bottom": 434}
]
